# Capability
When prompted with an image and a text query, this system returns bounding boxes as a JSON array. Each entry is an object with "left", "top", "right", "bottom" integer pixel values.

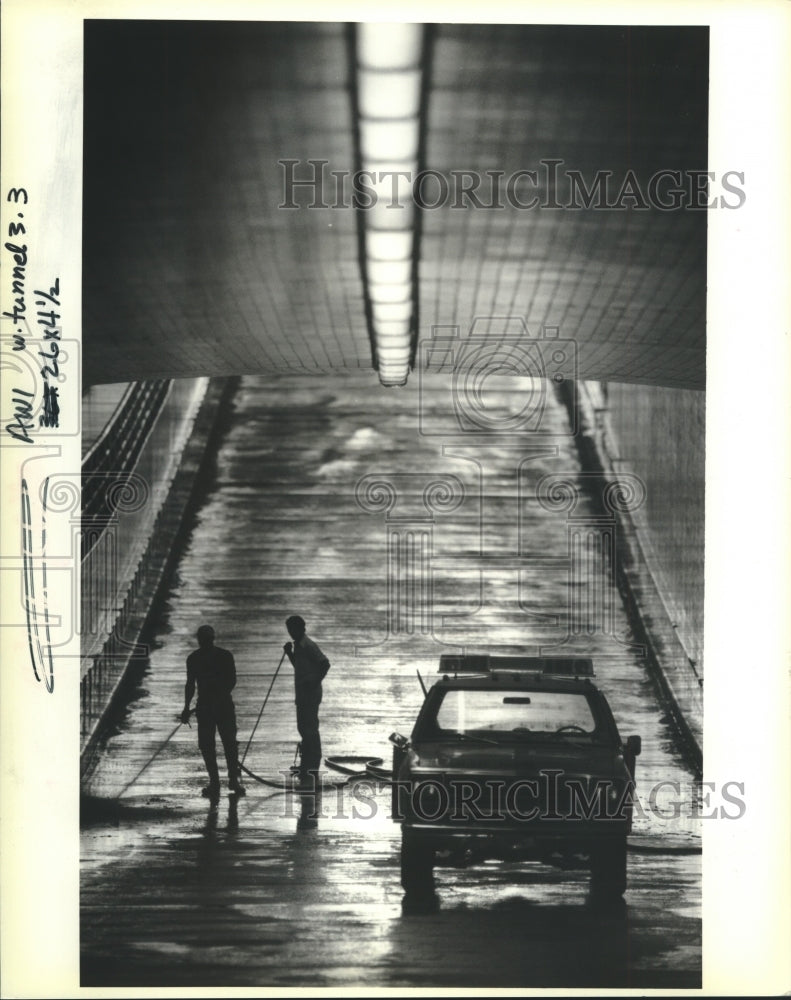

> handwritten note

[
  {"left": 2, "top": 184, "right": 74, "bottom": 694},
  {"left": 3, "top": 186, "right": 66, "bottom": 443}
]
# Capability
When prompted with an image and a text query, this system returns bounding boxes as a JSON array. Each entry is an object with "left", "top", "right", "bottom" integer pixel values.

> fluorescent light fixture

[
  {"left": 378, "top": 369, "right": 410, "bottom": 388},
  {"left": 361, "top": 161, "right": 417, "bottom": 205},
  {"left": 372, "top": 300, "right": 413, "bottom": 323},
  {"left": 368, "top": 282, "right": 412, "bottom": 304},
  {"left": 357, "top": 22, "right": 423, "bottom": 69},
  {"left": 377, "top": 353, "right": 412, "bottom": 367},
  {"left": 357, "top": 22, "right": 425, "bottom": 387},
  {"left": 367, "top": 200, "right": 415, "bottom": 230},
  {"left": 367, "top": 230, "right": 413, "bottom": 261},
  {"left": 376, "top": 343, "right": 412, "bottom": 357},
  {"left": 358, "top": 69, "right": 422, "bottom": 119},
  {"left": 373, "top": 321, "right": 412, "bottom": 338},
  {"left": 366, "top": 259, "right": 412, "bottom": 285},
  {"left": 376, "top": 356, "right": 412, "bottom": 370},
  {"left": 359, "top": 118, "right": 420, "bottom": 162}
]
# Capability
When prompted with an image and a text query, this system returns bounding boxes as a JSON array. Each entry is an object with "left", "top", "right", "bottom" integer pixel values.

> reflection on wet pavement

[{"left": 82, "top": 781, "right": 700, "bottom": 988}]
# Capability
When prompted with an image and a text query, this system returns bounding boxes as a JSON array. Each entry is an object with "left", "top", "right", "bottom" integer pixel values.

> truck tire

[
  {"left": 590, "top": 837, "right": 627, "bottom": 900},
  {"left": 401, "top": 831, "right": 436, "bottom": 897}
]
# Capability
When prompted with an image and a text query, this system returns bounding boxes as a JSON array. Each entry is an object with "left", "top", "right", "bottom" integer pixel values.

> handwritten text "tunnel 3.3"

[{"left": 4, "top": 186, "right": 63, "bottom": 443}]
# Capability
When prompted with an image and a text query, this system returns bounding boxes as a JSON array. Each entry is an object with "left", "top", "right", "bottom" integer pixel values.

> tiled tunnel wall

[{"left": 604, "top": 382, "right": 705, "bottom": 671}]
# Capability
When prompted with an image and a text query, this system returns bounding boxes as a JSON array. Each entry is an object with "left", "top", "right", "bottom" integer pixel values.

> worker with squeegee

[
  {"left": 181, "top": 624, "right": 246, "bottom": 800},
  {"left": 283, "top": 614, "right": 331, "bottom": 790}
]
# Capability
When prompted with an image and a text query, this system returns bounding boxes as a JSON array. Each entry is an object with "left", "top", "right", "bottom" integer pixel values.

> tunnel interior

[{"left": 79, "top": 19, "right": 707, "bottom": 990}]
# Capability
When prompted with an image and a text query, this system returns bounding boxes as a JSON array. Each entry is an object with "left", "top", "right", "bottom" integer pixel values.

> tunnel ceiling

[{"left": 83, "top": 21, "right": 708, "bottom": 390}]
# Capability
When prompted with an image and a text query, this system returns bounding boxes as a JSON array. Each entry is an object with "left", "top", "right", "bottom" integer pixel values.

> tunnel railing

[
  {"left": 81, "top": 380, "right": 171, "bottom": 542},
  {"left": 80, "top": 377, "right": 209, "bottom": 757}
]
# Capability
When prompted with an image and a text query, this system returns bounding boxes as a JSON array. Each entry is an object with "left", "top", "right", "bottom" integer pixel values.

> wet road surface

[{"left": 81, "top": 374, "right": 701, "bottom": 989}]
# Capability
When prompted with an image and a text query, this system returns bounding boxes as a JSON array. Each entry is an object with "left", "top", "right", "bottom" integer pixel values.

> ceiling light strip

[{"left": 356, "top": 23, "right": 425, "bottom": 387}]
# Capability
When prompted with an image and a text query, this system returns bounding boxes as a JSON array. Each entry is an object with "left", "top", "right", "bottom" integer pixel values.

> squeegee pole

[
  {"left": 241, "top": 650, "right": 287, "bottom": 766},
  {"left": 117, "top": 717, "right": 187, "bottom": 800}
]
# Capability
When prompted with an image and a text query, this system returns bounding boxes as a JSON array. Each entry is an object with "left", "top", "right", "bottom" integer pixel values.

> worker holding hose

[
  {"left": 181, "top": 624, "right": 246, "bottom": 800},
  {"left": 283, "top": 615, "right": 330, "bottom": 789}
]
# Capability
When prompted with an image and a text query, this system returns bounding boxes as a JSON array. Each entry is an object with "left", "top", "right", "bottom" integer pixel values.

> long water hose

[{"left": 240, "top": 755, "right": 388, "bottom": 791}]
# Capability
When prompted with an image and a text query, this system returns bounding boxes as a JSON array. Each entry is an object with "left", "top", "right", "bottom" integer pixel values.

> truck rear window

[{"left": 434, "top": 688, "right": 597, "bottom": 735}]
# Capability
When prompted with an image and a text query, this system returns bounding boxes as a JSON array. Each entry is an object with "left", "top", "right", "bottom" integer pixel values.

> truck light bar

[{"left": 438, "top": 654, "right": 594, "bottom": 677}]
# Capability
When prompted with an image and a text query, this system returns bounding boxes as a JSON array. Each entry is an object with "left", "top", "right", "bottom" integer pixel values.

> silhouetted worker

[
  {"left": 283, "top": 615, "right": 330, "bottom": 787},
  {"left": 181, "top": 625, "right": 245, "bottom": 800}
]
